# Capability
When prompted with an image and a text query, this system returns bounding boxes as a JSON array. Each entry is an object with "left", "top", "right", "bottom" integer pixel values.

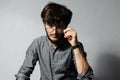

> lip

[
  {"left": 51, "top": 36, "right": 57, "bottom": 38},
  {"left": 50, "top": 34, "right": 57, "bottom": 38}
]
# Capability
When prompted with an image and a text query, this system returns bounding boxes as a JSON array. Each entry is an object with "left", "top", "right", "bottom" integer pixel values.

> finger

[
  {"left": 63, "top": 28, "right": 72, "bottom": 33},
  {"left": 66, "top": 35, "right": 72, "bottom": 40},
  {"left": 64, "top": 30, "right": 72, "bottom": 40}
]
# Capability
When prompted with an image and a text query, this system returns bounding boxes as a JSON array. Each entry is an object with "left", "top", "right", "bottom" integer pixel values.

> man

[{"left": 15, "top": 2, "right": 93, "bottom": 80}]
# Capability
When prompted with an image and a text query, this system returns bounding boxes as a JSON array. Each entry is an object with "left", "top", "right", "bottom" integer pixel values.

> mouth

[
  {"left": 51, "top": 35, "right": 58, "bottom": 39},
  {"left": 50, "top": 33, "right": 58, "bottom": 37},
  {"left": 48, "top": 33, "right": 64, "bottom": 44},
  {"left": 48, "top": 34, "right": 59, "bottom": 43}
]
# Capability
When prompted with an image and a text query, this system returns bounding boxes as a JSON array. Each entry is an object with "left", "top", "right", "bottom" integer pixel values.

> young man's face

[{"left": 45, "top": 23, "right": 66, "bottom": 43}]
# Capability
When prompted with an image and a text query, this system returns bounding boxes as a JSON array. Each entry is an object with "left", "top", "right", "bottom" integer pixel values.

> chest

[{"left": 39, "top": 44, "right": 73, "bottom": 71}]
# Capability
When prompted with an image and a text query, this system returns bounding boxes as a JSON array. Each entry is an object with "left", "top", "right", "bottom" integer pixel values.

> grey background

[{"left": 0, "top": 0, "right": 120, "bottom": 80}]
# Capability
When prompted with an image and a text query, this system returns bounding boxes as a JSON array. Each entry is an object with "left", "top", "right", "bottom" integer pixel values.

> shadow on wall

[{"left": 95, "top": 52, "right": 120, "bottom": 80}]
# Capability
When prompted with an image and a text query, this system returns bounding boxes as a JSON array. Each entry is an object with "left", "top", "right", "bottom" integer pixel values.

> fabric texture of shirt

[{"left": 15, "top": 36, "right": 94, "bottom": 80}]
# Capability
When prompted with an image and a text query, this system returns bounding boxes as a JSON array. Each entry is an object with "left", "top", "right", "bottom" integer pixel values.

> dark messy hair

[{"left": 41, "top": 2, "right": 72, "bottom": 27}]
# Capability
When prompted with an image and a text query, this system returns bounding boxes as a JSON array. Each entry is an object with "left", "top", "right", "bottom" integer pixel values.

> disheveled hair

[{"left": 41, "top": 2, "right": 72, "bottom": 27}]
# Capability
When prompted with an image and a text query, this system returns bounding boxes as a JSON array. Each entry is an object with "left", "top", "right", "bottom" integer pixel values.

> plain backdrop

[{"left": 0, "top": 0, "right": 120, "bottom": 80}]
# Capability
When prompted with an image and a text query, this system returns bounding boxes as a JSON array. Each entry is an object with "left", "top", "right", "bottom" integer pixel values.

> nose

[{"left": 52, "top": 26, "right": 57, "bottom": 33}]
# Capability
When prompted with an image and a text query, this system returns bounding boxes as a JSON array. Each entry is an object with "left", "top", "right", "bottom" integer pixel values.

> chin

[
  {"left": 50, "top": 38, "right": 58, "bottom": 42},
  {"left": 48, "top": 34, "right": 64, "bottom": 43}
]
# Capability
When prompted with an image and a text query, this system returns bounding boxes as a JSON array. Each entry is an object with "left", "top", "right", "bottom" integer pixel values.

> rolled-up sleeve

[
  {"left": 77, "top": 66, "right": 94, "bottom": 80},
  {"left": 15, "top": 39, "right": 38, "bottom": 80}
]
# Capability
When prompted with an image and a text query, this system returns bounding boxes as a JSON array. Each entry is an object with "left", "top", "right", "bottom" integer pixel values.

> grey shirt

[{"left": 15, "top": 36, "right": 93, "bottom": 80}]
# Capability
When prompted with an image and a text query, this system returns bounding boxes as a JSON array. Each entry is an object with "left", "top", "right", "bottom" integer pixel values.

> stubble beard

[{"left": 45, "top": 29, "right": 64, "bottom": 45}]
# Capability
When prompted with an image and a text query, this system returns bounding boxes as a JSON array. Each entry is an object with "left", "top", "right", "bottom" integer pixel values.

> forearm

[
  {"left": 73, "top": 46, "right": 89, "bottom": 76},
  {"left": 64, "top": 28, "right": 93, "bottom": 79}
]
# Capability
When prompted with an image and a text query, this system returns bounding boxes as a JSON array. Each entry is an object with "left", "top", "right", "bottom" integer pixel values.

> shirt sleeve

[
  {"left": 77, "top": 66, "right": 94, "bottom": 80},
  {"left": 15, "top": 39, "right": 39, "bottom": 80}
]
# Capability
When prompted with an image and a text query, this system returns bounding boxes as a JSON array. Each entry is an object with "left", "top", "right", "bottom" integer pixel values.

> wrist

[
  {"left": 72, "top": 42, "right": 80, "bottom": 49},
  {"left": 71, "top": 41, "right": 79, "bottom": 46}
]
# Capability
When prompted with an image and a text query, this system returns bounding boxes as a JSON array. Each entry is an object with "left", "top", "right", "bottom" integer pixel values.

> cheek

[
  {"left": 45, "top": 27, "right": 51, "bottom": 33},
  {"left": 59, "top": 30, "right": 64, "bottom": 35},
  {"left": 59, "top": 29, "right": 64, "bottom": 34}
]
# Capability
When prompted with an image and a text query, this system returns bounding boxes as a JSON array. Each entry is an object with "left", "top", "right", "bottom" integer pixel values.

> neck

[
  {"left": 48, "top": 37, "right": 64, "bottom": 49},
  {"left": 47, "top": 34, "right": 65, "bottom": 49},
  {"left": 51, "top": 43, "right": 58, "bottom": 49},
  {"left": 48, "top": 39, "right": 58, "bottom": 49}
]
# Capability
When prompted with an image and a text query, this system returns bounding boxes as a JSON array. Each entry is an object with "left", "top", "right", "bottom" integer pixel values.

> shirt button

[
  {"left": 53, "top": 72, "right": 55, "bottom": 75},
  {"left": 53, "top": 58, "right": 58, "bottom": 63},
  {"left": 56, "top": 70, "right": 60, "bottom": 73}
]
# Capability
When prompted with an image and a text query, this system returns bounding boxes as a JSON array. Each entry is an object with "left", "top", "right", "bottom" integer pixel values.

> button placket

[{"left": 50, "top": 47, "right": 58, "bottom": 77}]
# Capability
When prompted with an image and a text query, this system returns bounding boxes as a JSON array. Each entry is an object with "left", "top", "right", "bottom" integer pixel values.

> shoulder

[
  {"left": 34, "top": 36, "right": 47, "bottom": 42},
  {"left": 26, "top": 36, "right": 47, "bottom": 51},
  {"left": 32, "top": 36, "right": 47, "bottom": 45}
]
